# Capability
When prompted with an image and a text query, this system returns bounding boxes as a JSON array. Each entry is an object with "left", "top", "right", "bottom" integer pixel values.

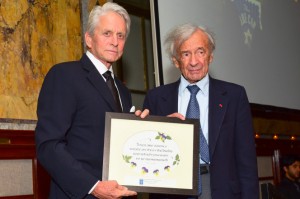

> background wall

[
  {"left": 0, "top": 0, "right": 82, "bottom": 120},
  {"left": 0, "top": 0, "right": 83, "bottom": 197}
]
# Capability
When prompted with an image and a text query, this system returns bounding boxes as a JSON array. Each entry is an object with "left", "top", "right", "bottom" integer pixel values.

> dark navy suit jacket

[
  {"left": 35, "top": 54, "right": 132, "bottom": 199},
  {"left": 143, "top": 77, "right": 259, "bottom": 199}
]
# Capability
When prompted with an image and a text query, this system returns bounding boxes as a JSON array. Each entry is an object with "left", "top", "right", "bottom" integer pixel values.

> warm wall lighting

[
  {"left": 255, "top": 133, "right": 260, "bottom": 138},
  {"left": 273, "top": 134, "right": 278, "bottom": 140},
  {"left": 290, "top": 136, "right": 296, "bottom": 140}
]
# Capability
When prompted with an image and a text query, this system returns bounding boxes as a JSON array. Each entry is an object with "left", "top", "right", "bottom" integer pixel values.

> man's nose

[
  {"left": 190, "top": 53, "right": 198, "bottom": 66},
  {"left": 111, "top": 35, "right": 118, "bottom": 46}
]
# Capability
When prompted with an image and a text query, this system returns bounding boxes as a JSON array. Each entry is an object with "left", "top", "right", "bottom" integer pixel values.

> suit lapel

[
  {"left": 80, "top": 54, "right": 118, "bottom": 111},
  {"left": 160, "top": 80, "right": 180, "bottom": 114},
  {"left": 115, "top": 78, "right": 131, "bottom": 112},
  {"left": 208, "top": 77, "right": 228, "bottom": 159}
]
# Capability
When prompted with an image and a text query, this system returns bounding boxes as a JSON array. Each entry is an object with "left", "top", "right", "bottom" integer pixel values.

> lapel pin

[{"left": 219, "top": 104, "right": 223, "bottom": 108}]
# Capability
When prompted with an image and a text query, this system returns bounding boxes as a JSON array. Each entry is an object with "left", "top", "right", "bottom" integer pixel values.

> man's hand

[
  {"left": 91, "top": 180, "right": 137, "bottom": 199},
  {"left": 135, "top": 109, "right": 149, "bottom": 118},
  {"left": 167, "top": 112, "right": 185, "bottom": 120}
]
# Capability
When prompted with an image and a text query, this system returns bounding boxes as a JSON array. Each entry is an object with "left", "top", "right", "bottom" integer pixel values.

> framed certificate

[{"left": 102, "top": 112, "right": 200, "bottom": 195}]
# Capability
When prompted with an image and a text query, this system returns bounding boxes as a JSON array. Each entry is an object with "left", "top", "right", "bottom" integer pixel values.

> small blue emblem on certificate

[{"left": 139, "top": 179, "right": 144, "bottom": 185}]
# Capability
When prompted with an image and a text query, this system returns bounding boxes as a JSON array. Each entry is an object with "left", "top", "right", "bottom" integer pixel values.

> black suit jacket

[
  {"left": 143, "top": 77, "right": 259, "bottom": 199},
  {"left": 35, "top": 54, "right": 132, "bottom": 199}
]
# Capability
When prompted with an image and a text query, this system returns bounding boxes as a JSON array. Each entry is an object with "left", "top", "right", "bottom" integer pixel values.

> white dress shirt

[
  {"left": 178, "top": 74, "right": 209, "bottom": 163},
  {"left": 86, "top": 51, "right": 123, "bottom": 109}
]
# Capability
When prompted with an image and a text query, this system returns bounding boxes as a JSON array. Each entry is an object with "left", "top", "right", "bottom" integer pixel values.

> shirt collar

[
  {"left": 179, "top": 74, "right": 209, "bottom": 96},
  {"left": 86, "top": 51, "right": 114, "bottom": 76}
]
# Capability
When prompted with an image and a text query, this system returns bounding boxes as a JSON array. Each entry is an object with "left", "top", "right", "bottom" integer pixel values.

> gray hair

[
  {"left": 86, "top": 2, "right": 131, "bottom": 38},
  {"left": 164, "top": 23, "right": 215, "bottom": 59}
]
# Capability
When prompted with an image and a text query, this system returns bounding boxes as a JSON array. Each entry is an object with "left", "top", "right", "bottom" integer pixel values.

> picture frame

[{"left": 103, "top": 112, "right": 200, "bottom": 195}]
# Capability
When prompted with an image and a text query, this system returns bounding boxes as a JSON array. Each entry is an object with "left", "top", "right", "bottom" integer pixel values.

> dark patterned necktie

[
  {"left": 103, "top": 71, "right": 122, "bottom": 112},
  {"left": 186, "top": 85, "right": 210, "bottom": 194},
  {"left": 186, "top": 85, "right": 210, "bottom": 163}
]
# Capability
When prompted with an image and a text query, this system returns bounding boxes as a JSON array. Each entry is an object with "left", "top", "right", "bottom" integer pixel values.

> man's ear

[
  {"left": 85, "top": 32, "right": 92, "bottom": 49},
  {"left": 209, "top": 53, "right": 214, "bottom": 64},
  {"left": 172, "top": 57, "right": 180, "bottom": 68}
]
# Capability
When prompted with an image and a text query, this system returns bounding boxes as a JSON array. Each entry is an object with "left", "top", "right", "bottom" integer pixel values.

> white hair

[
  {"left": 86, "top": 2, "right": 131, "bottom": 38},
  {"left": 164, "top": 23, "right": 215, "bottom": 59}
]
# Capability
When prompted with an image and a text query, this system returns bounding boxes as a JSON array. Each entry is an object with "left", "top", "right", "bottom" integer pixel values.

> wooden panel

[
  {"left": 272, "top": 150, "right": 281, "bottom": 185},
  {"left": 0, "top": 195, "right": 34, "bottom": 199},
  {"left": 0, "top": 129, "right": 50, "bottom": 199},
  {"left": 0, "top": 145, "right": 35, "bottom": 159},
  {"left": 255, "top": 138, "right": 300, "bottom": 156},
  {"left": 32, "top": 159, "right": 51, "bottom": 199}
]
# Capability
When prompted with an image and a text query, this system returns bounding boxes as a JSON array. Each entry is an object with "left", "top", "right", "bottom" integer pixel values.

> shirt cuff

[{"left": 88, "top": 180, "right": 99, "bottom": 194}]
